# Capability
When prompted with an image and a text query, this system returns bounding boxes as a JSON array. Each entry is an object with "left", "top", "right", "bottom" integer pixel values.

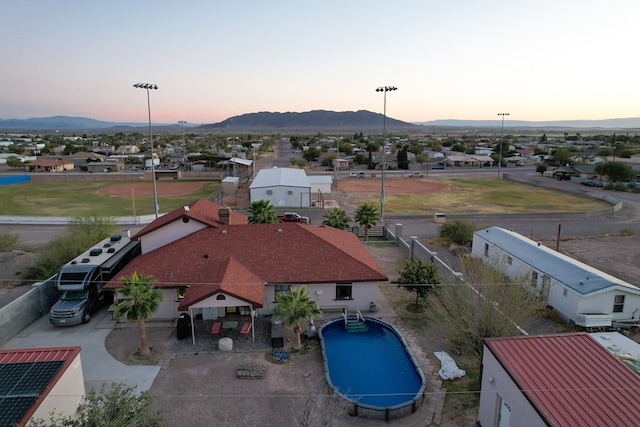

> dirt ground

[{"left": 98, "top": 181, "right": 207, "bottom": 197}]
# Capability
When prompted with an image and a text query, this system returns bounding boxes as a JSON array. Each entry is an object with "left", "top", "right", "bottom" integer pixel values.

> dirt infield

[
  {"left": 99, "top": 182, "right": 207, "bottom": 198},
  {"left": 338, "top": 177, "right": 449, "bottom": 194}
]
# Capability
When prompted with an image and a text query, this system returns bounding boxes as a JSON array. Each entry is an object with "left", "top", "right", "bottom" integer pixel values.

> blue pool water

[{"left": 319, "top": 318, "right": 425, "bottom": 408}]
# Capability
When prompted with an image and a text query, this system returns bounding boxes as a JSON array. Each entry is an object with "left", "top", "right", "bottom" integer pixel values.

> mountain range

[{"left": 1, "top": 111, "right": 639, "bottom": 132}]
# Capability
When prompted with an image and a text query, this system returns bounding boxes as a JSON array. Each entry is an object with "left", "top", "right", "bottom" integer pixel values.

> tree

[
  {"left": 247, "top": 199, "right": 277, "bottom": 224},
  {"left": 353, "top": 203, "right": 378, "bottom": 241},
  {"left": 322, "top": 207, "right": 352, "bottom": 230},
  {"left": 427, "top": 256, "right": 546, "bottom": 360},
  {"left": 6, "top": 156, "right": 22, "bottom": 168},
  {"left": 273, "top": 285, "right": 322, "bottom": 350},
  {"left": 393, "top": 259, "right": 440, "bottom": 307},
  {"left": 596, "top": 161, "right": 634, "bottom": 183},
  {"left": 29, "top": 382, "right": 165, "bottom": 427},
  {"left": 113, "top": 272, "right": 163, "bottom": 356},
  {"left": 536, "top": 164, "right": 547, "bottom": 175}
]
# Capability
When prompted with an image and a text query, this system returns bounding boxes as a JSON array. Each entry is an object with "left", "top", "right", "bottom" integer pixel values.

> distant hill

[
  {"left": 417, "top": 118, "right": 640, "bottom": 130},
  {"left": 198, "top": 110, "right": 420, "bottom": 132},
  {"left": 2, "top": 112, "right": 640, "bottom": 133}
]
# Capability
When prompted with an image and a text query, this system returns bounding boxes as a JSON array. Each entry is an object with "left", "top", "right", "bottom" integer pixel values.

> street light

[
  {"left": 497, "top": 113, "right": 509, "bottom": 178},
  {"left": 376, "top": 86, "right": 397, "bottom": 223},
  {"left": 133, "top": 83, "right": 159, "bottom": 218}
]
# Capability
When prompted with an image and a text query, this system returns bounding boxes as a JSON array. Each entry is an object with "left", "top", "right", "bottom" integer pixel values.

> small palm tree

[
  {"left": 113, "top": 272, "right": 163, "bottom": 356},
  {"left": 322, "top": 207, "right": 352, "bottom": 230},
  {"left": 354, "top": 203, "right": 379, "bottom": 241},
  {"left": 247, "top": 199, "right": 277, "bottom": 224},
  {"left": 273, "top": 285, "right": 322, "bottom": 350}
]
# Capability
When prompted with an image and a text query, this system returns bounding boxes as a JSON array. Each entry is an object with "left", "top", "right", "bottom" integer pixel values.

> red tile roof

[
  {"left": 485, "top": 333, "right": 640, "bottom": 427},
  {"left": 134, "top": 199, "right": 247, "bottom": 239},
  {"left": 107, "top": 223, "right": 388, "bottom": 309}
]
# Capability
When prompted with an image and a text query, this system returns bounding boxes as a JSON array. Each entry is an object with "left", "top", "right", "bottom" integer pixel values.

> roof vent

[
  {"left": 103, "top": 243, "right": 112, "bottom": 248},
  {"left": 537, "top": 242, "right": 541, "bottom": 246},
  {"left": 203, "top": 254, "right": 209, "bottom": 258},
  {"left": 107, "top": 247, "right": 116, "bottom": 253},
  {"left": 89, "top": 248, "right": 102, "bottom": 256},
  {"left": 81, "top": 258, "right": 90, "bottom": 263},
  {"left": 579, "top": 280, "right": 584, "bottom": 286},
  {"left": 184, "top": 206, "right": 190, "bottom": 211},
  {"left": 221, "top": 230, "right": 227, "bottom": 235},
  {"left": 110, "top": 235, "right": 122, "bottom": 242},
  {"left": 71, "top": 260, "right": 78, "bottom": 265},
  {"left": 277, "top": 228, "right": 283, "bottom": 233}
]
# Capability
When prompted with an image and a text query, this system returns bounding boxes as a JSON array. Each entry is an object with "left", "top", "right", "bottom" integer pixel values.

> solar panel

[{"left": 0, "top": 360, "right": 64, "bottom": 427}]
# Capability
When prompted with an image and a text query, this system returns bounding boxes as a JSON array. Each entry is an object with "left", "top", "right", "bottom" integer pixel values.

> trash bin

[{"left": 176, "top": 313, "right": 191, "bottom": 339}]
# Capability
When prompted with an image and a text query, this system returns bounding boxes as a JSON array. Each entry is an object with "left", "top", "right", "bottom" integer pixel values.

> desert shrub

[
  {"left": 0, "top": 232, "right": 20, "bottom": 252},
  {"left": 23, "top": 217, "right": 117, "bottom": 281},
  {"left": 439, "top": 219, "right": 479, "bottom": 247}
]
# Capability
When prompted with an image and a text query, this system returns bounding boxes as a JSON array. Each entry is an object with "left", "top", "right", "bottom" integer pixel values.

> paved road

[{"left": 0, "top": 309, "right": 160, "bottom": 393}]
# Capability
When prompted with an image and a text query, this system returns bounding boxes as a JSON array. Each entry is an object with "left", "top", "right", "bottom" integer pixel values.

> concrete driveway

[{"left": 0, "top": 308, "right": 160, "bottom": 393}]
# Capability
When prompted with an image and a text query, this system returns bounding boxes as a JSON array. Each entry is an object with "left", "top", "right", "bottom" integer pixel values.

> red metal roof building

[
  {"left": 479, "top": 333, "right": 640, "bottom": 426},
  {"left": 0, "top": 347, "right": 84, "bottom": 427}
]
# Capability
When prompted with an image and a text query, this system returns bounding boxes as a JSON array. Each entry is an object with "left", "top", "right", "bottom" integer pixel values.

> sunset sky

[{"left": 1, "top": 1, "right": 638, "bottom": 125}]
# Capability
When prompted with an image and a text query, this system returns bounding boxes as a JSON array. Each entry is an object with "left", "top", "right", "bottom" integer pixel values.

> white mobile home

[
  {"left": 472, "top": 227, "right": 640, "bottom": 327},
  {"left": 249, "top": 167, "right": 312, "bottom": 207}
]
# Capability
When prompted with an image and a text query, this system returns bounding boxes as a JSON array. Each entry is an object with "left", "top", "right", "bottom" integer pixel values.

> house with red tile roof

[
  {"left": 23, "top": 159, "right": 74, "bottom": 172},
  {"left": 0, "top": 347, "right": 84, "bottom": 426},
  {"left": 134, "top": 198, "right": 248, "bottom": 254},
  {"left": 478, "top": 333, "right": 640, "bottom": 427},
  {"left": 106, "top": 200, "right": 388, "bottom": 323}
]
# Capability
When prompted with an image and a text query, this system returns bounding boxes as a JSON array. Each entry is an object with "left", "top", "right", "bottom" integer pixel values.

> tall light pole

[
  {"left": 497, "top": 112, "right": 509, "bottom": 178},
  {"left": 376, "top": 86, "right": 397, "bottom": 223},
  {"left": 336, "top": 121, "right": 342, "bottom": 187},
  {"left": 133, "top": 83, "right": 159, "bottom": 218}
]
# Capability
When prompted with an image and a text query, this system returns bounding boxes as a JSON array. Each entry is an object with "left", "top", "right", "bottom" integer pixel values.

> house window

[
  {"left": 530, "top": 271, "right": 538, "bottom": 288},
  {"left": 336, "top": 284, "right": 352, "bottom": 300},
  {"left": 287, "top": 190, "right": 293, "bottom": 195},
  {"left": 177, "top": 288, "right": 187, "bottom": 300},
  {"left": 563, "top": 288, "right": 568, "bottom": 297},
  {"left": 506, "top": 256, "right": 512, "bottom": 265},
  {"left": 613, "top": 295, "right": 625, "bottom": 313},
  {"left": 484, "top": 243, "right": 489, "bottom": 257},
  {"left": 266, "top": 189, "right": 273, "bottom": 195},
  {"left": 274, "top": 285, "right": 290, "bottom": 302}
]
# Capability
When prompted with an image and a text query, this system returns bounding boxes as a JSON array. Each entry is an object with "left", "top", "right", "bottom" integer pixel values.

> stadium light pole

[
  {"left": 376, "top": 86, "right": 397, "bottom": 223},
  {"left": 134, "top": 83, "right": 159, "bottom": 218},
  {"left": 497, "top": 113, "right": 509, "bottom": 178}
]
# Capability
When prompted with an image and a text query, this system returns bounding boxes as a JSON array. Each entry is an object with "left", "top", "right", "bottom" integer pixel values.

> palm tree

[
  {"left": 322, "top": 207, "right": 352, "bottom": 230},
  {"left": 354, "top": 203, "right": 379, "bottom": 241},
  {"left": 113, "top": 272, "right": 163, "bottom": 356},
  {"left": 247, "top": 199, "right": 277, "bottom": 224},
  {"left": 273, "top": 285, "right": 322, "bottom": 350}
]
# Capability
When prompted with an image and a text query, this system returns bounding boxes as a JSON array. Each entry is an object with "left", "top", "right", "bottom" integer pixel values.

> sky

[{"left": 1, "top": 1, "right": 639, "bottom": 125}]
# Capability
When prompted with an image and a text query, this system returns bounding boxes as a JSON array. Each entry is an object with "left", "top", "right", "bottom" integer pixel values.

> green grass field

[
  {"left": 360, "top": 179, "right": 609, "bottom": 215},
  {"left": 0, "top": 181, "right": 219, "bottom": 217}
]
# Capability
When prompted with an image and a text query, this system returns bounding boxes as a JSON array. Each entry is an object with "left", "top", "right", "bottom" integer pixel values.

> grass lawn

[
  {"left": 360, "top": 179, "right": 609, "bottom": 214},
  {"left": 0, "top": 181, "right": 219, "bottom": 216}
]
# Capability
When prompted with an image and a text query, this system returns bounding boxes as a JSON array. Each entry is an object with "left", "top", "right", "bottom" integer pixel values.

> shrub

[
  {"left": 0, "top": 232, "right": 19, "bottom": 252},
  {"left": 439, "top": 219, "right": 479, "bottom": 246}
]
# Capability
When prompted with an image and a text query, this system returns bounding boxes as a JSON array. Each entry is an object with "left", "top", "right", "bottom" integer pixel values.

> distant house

[
  {"left": 23, "top": 159, "right": 74, "bottom": 172},
  {"left": 442, "top": 154, "right": 494, "bottom": 168},
  {"left": 249, "top": 167, "right": 312, "bottom": 207},
  {"left": 0, "top": 347, "right": 85, "bottom": 426},
  {"left": 472, "top": 226, "right": 640, "bottom": 328},
  {"left": 478, "top": 333, "right": 640, "bottom": 426},
  {"left": 106, "top": 200, "right": 387, "bottom": 322}
]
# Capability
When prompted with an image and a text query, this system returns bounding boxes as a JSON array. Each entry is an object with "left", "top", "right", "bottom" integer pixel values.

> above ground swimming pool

[{"left": 319, "top": 316, "right": 426, "bottom": 420}]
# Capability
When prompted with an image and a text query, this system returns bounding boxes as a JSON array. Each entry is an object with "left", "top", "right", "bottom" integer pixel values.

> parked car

[
  {"left": 581, "top": 180, "right": 602, "bottom": 187},
  {"left": 349, "top": 171, "right": 366, "bottom": 178},
  {"left": 431, "top": 163, "right": 446, "bottom": 170},
  {"left": 408, "top": 172, "right": 425, "bottom": 178},
  {"left": 277, "top": 212, "right": 310, "bottom": 224}
]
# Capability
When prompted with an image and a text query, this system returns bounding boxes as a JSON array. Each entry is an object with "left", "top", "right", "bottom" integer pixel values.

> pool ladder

[{"left": 342, "top": 310, "right": 369, "bottom": 333}]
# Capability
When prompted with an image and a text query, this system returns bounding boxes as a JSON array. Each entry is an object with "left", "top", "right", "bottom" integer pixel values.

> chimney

[{"left": 218, "top": 207, "right": 231, "bottom": 225}]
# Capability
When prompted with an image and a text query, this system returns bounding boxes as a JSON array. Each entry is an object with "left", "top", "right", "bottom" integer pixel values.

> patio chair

[
  {"left": 211, "top": 322, "right": 221, "bottom": 335},
  {"left": 240, "top": 322, "right": 251, "bottom": 335}
]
